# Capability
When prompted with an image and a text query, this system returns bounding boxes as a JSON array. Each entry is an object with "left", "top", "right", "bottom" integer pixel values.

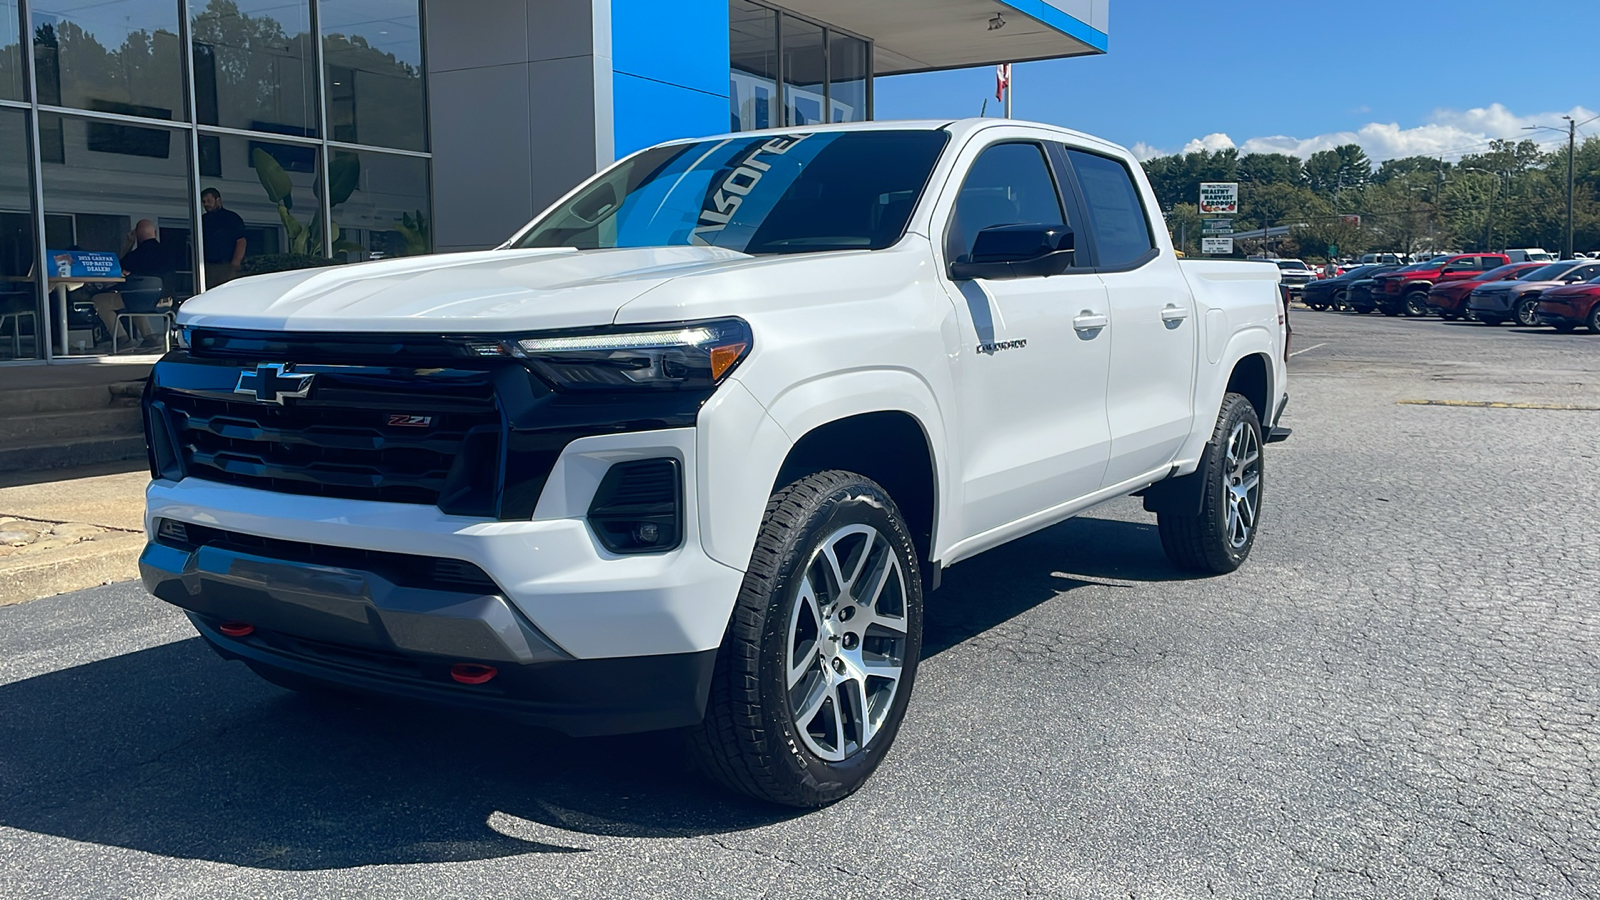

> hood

[
  {"left": 1472, "top": 280, "right": 1521, "bottom": 295},
  {"left": 175, "top": 246, "right": 757, "bottom": 333}
]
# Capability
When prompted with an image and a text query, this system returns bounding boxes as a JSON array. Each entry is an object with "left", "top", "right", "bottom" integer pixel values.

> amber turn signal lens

[{"left": 710, "top": 342, "right": 748, "bottom": 381}]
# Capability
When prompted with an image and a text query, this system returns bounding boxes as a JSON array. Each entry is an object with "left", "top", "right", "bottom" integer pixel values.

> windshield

[
  {"left": 512, "top": 131, "right": 950, "bottom": 254},
  {"left": 1523, "top": 262, "right": 1577, "bottom": 281},
  {"left": 1275, "top": 260, "right": 1308, "bottom": 270},
  {"left": 1395, "top": 262, "right": 1433, "bottom": 273}
]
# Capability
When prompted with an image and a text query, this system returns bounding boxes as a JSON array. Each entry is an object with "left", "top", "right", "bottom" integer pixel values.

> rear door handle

[
  {"left": 1073, "top": 311, "right": 1109, "bottom": 332},
  {"left": 1161, "top": 304, "right": 1190, "bottom": 323}
]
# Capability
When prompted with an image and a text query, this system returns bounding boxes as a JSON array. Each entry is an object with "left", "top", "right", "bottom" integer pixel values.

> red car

[
  {"left": 1535, "top": 280, "right": 1600, "bottom": 333},
  {"left": 1371, "top": 253, "right": 1511, "bottom": 317},
  {"left": 1426, "top": 262, "right": 1546, "bottom": 320}
]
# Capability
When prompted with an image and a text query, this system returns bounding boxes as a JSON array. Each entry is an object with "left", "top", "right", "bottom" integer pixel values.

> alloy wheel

[
  {"left": 1222, "top": 421, "right": 1262, "bottom": 549},
  {"left": 786, "top": 523, "right": 909, "bottom": 762}
]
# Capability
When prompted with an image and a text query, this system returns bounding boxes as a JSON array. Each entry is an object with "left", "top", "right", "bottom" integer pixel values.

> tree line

[{"left": 1141, "top": 138, "right": 1600, "bottom": 261}]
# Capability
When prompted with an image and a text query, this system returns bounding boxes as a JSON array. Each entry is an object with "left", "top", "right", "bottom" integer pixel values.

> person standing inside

[{"left": 201, "top": 188, "right": 246, "bottom": 288}]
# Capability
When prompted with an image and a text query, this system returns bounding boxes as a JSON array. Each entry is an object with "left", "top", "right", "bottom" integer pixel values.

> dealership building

[{"left": 0, "top": 0, "right": 1108, "bottom": 367}]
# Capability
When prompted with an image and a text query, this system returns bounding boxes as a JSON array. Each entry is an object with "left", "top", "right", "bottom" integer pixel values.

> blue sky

[{"left": 875, "top": 0, "right": 1597, "bottom": 162}]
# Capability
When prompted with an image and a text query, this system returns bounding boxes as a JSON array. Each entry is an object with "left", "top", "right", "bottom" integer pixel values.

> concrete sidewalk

[{"left": 0, "top": 465, "right": 148, "bottom": 606}]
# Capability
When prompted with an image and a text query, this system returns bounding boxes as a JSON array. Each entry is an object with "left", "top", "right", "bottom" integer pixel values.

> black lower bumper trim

[{"left": 141, "top": 540, "right": 716, "bottom": 736}]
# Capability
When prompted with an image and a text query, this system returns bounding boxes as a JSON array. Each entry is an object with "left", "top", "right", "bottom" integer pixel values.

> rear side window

[
  {"left": 1065, "top": 149, "right": 1156, "bottom": 268},
  {"left": 947, "top": 142, "right": 1066, "bottom": 264},
  {"left": 1443, "top": 258, "right": 1475, "bottom": 272}
]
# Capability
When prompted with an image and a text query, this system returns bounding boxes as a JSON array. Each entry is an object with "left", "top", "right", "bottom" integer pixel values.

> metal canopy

[{"left": 776, "top": 0, "right": 1108, "bottom": 74}]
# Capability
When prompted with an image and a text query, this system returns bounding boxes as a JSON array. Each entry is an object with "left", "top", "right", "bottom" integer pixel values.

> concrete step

[
  {"left": 0, "top": 381, "right": 144, "bottom": 418},
  {"left": 0, "top": 407, "right": 145, "bottom": 448},
  {"left": 0, "top": 436, "right": 147, "bottom": 476}
]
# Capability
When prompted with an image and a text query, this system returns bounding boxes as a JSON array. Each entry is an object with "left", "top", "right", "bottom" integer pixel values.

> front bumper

[
  {"left": 1536, "top": 298, "right": 1591, "bottom": 324},
  {"left": 141, "top": 538, "right": 715, "bottom": 735},
  {"left": 1468, "top": 293, "right": 1514, "bottom": 313}
]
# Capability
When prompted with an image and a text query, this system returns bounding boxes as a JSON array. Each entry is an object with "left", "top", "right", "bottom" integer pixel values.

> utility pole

[{"left": 1561, "top": 116, "right": 1574, "bottom": 259}]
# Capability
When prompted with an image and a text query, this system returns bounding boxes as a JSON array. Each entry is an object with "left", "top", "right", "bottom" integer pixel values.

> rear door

[{"left": 1059, "top": 146, "right": 1197, "bottom": 488}]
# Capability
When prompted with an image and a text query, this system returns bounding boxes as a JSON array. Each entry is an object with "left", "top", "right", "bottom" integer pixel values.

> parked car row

[{"left": 1298, "top": 255, "right": 1600, "bottom": 333}]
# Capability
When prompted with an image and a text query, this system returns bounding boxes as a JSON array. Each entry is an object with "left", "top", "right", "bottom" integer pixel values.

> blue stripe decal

[{"left": 998, "top": 0, "right": 1108, "bottom": 53}]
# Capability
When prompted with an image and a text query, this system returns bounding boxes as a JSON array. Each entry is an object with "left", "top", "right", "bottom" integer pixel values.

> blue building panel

[
  {"left": 610, "top": 0, "right": 730, "bottom": 156},
  {"left": 1000, "top": 0, "right": 1108, "bottom": 52},
  {"left": 612, "top": 72, "right": 731, "bottom": 157},
  {"left": 610, "top": 0, "right": 730, "bottom": 96}
]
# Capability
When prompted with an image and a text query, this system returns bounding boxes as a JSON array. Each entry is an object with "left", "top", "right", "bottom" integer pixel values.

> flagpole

[{"left": 1004, "top": 64, "right": 1012, "bottom": 118}]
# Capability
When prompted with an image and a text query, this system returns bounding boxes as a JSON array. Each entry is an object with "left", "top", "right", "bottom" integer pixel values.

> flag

[{"left": 995, "top": 64, "right": 1011, "bottom": 103}]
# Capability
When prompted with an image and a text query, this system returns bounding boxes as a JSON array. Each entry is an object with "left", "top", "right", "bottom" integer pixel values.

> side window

[
  {"left": 946, "top": 142, "right": 1065, "bottom": 264},
  {"left": 1444, "top": 258, "right": 1474, "bottom": 272},
  {"left": 1571, "top": 264, "right": 1600, "bottom": 281},
  {"left": 1480, "top": 256, "right": 1503, "bottom": 270},
  {"left": 1066, "top": 149, "right": 1156, "bottom": 269}
]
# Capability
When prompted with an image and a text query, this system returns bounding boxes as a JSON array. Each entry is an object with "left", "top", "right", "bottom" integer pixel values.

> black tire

[
  {"left": 1332, "top": 290, "right": 1349, "bottom": 311},
  {"left": 690, "top": 470, "right": 924, "bottom": 807},
  {"left": 1403, "top": 290, "right": 1430, "bottom": 317},
  {"left": 1588, "top": 305, "right": 1600, "bottom": 334},
  {"left": 1158, "top": 394, "right": 1264, "bottom": 575},
  {"left": 1514, "top": 297, "right": 1542, "bottom": 327}
]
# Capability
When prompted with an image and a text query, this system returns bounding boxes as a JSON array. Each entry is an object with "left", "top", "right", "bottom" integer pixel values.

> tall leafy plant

[{"left": 251, "top": 148, "right": 364, "bottom": 257}]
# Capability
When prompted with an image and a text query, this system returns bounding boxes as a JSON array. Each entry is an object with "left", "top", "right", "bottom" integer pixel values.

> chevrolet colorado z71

[{"left": 141, "top": 119, "right": 1289, "bottom": 807}]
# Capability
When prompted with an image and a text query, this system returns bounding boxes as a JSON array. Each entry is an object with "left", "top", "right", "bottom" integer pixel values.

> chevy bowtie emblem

[{"left": 235, "top": 363, "right": 315, "bottom": 405}]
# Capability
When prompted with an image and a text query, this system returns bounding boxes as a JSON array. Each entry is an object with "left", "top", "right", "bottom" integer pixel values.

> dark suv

[
  {"left": 1303, "top": 264, "right": 1398, "bottom": 310},
  {"left": 1371, "top": 253, "right": 1512, "bottom": 317}
]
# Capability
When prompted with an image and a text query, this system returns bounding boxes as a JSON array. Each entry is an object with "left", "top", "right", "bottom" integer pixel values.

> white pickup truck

[{"left": 141, "top": 118, "right": 1288, "bottom": 807}]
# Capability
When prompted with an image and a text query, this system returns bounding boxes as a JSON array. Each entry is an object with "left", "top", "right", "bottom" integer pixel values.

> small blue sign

[{"left": 46, "top": 250, "right": 123, "bottom": 279}]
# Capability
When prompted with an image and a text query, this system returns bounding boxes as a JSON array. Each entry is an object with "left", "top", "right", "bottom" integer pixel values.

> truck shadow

[{"left": 0, "top": 517, "right": 1189, "bottom": 869}]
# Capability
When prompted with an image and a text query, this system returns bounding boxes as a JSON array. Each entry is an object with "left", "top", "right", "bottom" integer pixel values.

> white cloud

[
  {"left": 1181, "top": 133, "right": 1236, "bottom": 154},
  {"left": 1129, "top": 141, "right": 1164, "bottom": 161},
  {"left": 1156, "top": 104, "right": 1597, "bottom": 162}
]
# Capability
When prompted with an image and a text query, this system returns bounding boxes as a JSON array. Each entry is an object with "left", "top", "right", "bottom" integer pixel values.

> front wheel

[
  {"left": 690, "top": 470, "right": 923, "bottom": 807},
  {"left": 1404, "top": 291, "right": 1430, "bottom": 317},
  {"left": 1158, "top": 394, "right": 1264, "bottom": 574}
]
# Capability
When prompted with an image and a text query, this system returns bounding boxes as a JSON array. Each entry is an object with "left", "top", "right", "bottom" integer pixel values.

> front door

[{"left": 940, "top": 140, "right": 1112, "bottom": 538}]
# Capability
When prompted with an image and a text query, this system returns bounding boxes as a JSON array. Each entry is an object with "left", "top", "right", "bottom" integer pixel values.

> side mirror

[{"left": 950, "top": 224, "right": 1075, "bottom": 280}]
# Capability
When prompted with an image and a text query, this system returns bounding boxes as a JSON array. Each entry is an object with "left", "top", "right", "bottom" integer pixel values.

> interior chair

[
  {"left": 113, "top": 276, "right": 173, "bottom": 354},
  {"left": 0, "top": 289, "right": 38, "bottom": 359}
]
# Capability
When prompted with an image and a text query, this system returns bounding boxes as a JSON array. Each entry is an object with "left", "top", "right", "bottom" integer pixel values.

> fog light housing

[{"left": 587, "top": 459, "right": 682, "bottom": 554}]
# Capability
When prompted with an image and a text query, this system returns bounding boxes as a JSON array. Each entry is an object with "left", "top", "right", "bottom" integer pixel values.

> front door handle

[
  {"left": 1161, "top": 304, "right": 1190, "bottom": 323},
  {"left": 1073, "top": 311, "right": 1109, "bottom": 332}
]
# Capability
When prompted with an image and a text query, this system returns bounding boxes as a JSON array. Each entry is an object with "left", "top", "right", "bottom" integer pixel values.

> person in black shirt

[
  {"left": 201, "top": 188, "right": 247, "bottom": 288},
  {"left": 91, "top": 219, "right": 173, "bottom": 343}
]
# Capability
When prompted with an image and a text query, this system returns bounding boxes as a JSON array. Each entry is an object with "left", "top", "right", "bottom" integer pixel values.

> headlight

[
  {"left": 513, "top": 318, "right": 751, "bottom": 392},
  {"left": 172, "top": 325, "right": 191, "bottom": 349}
]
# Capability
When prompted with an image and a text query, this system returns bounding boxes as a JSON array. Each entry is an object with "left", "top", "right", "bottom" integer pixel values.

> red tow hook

[
  {"left": 218, "top": 622, "right": 255, "bottom": 638},
  {"left": 450, "top": 663, "right": 498, "bottom": 685}
]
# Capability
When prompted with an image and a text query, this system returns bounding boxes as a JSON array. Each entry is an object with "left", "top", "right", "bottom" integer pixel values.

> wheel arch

[
  {"left": 1224, "top": 351, "right": 1273, "bottom": 425},
  {"left": 771, "top": 411, "right": 940, "bottom": 591}
]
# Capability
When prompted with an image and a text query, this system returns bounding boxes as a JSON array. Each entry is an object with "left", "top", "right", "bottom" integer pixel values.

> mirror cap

[{"left": 968, "top": 223, "right": 1075, "bottom": 263}]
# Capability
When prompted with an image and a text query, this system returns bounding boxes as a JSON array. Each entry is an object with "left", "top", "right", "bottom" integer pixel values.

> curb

[{"left": 0, "top": 532, "right": 146, "bottom": 606}]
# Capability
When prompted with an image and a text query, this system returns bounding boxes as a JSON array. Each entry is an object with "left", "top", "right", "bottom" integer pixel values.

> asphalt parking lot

[{"left": 2, "top": 312, "right": 1597, "bottom": 899}]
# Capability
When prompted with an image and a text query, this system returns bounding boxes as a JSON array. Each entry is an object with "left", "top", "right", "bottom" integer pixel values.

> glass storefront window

[
  {"left": 729, "top": 0, "right": 777, "bottom": 132},
  {"left": 829, "top": 33, "right": 868, "bottom": 124},
  {"left": 320, "top": 0, "right": 426, "bottom": 151},
  {"left": 1, "top": 0, "right": 23, "bottom": 101},
  {"left": 1, "top": 107, "right": 40, "bottom": 359},
  {"left": 197, "top": 132, "right": 322, "bottom": 281},
  {"left": 31, "top": 0, "right": 186, "bottom": 121},
  {"left": 781, "top": 16, "right": 825, "bottom": 128},
  {"left": 39, "top": 112, "right": 194, "bottom": 356},
  {"left": 330, "top": 149, "right": 428, "bottom": 262},
  {"left": 192, "top": 0, "right": 317, "bottom": 135}
]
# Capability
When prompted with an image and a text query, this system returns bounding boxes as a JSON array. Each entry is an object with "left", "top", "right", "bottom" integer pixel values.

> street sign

[
  {"left": 1202, "top": 237, "right": 1234, "bottom": 255},
  {"left": 1199, "top": 182, "right": 1239, "bottom": 215},
  {"left": 1203, "top": 219, "right": 1234, "bottom": 234},
  {"left": 1327, "top": 244, "right": 1338, "bottom": 257}
]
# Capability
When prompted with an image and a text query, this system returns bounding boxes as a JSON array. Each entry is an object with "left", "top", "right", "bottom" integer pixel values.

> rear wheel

[
  {"left": 1404, "top": 290, "right": 1430, "bottom": 317},
  {"left": 1514, "top": 297, "right": 1543, "bottom": 327},
  {"left": 1588, "top": 305, "right": 1600, "bottom": 334},
  {"left": 690, "top": 470, "right": 923, "bottom": 807},
  {"left": 1158, "top": 394, "right": 1263, "bottom": 574}
]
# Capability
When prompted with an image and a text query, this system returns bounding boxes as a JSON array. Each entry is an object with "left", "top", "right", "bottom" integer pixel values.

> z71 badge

[{"left": 386, "top": 414, "right": 434, "bottom": 427}]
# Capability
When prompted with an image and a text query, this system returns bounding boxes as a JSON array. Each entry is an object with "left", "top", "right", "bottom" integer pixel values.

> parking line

[
  {"left": 1398, "top": 399, "right": 1600, "bottom": 411},
  {"left": 1288, "top": 342, "right": 1327, "bottom": 357}
]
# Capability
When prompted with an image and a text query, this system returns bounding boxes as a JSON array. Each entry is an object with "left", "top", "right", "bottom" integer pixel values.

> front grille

[
  {"left": 160, "top": 375, "right": 501, "bottom": 509},
  {"left": 155, "top": 519, "right": 500, "bottom": 593}
]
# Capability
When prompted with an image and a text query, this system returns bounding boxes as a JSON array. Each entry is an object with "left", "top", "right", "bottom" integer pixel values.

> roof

[{"left": 772, "top": 0, "right": 1108, "bottom": 74}]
